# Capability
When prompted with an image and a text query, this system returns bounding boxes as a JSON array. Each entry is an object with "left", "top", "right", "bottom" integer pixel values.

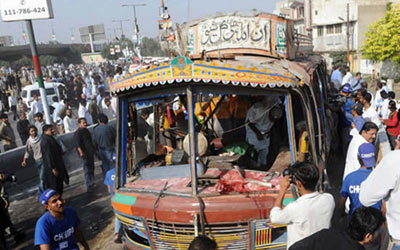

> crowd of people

[
  {"left": 0, "top": 62, "right": 121, "bottom": 152},
  {"left": 0, "top": 62, "right": 124, "bottom": 249},
  {"left": 264, "top": 67, "right": 400, "bottom": 250},
  {"left": 2, "top": 59, "right": 400, "bottom": 249}
]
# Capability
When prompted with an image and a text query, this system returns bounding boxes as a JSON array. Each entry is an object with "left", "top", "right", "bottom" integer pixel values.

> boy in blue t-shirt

[
  {"left": 104, "top": 168, "right": 122, "bottom": 244},
  {"left": 34, "top": 189, "right": 89, "bottom": 250},
  {"left": 339, "top": 143, "right": 382, "bottom": 217}
]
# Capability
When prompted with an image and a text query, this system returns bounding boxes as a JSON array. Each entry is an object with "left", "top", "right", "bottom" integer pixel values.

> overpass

[{"left": 0, "top": 43, "right": 81, "bottom": 62}]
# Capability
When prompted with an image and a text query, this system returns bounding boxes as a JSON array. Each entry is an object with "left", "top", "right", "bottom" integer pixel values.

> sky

[{"left": 0, "top": 0, "right": 281, "bottom": 45}]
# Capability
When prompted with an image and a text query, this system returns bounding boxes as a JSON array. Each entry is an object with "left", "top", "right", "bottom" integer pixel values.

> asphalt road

[
  {"left": 5, "top": 159, "right": 123, "bottom": 250},
  {"left": 0, "top": 114, "right": 122, "bottom": 250}
]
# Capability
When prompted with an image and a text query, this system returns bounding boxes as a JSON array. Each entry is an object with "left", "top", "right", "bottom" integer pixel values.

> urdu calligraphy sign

[{"left": 197, "top": 16, "right": 271, "bottom": 52}]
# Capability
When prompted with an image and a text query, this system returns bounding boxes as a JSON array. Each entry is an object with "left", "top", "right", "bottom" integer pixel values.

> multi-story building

[
  {"left": 0, "top": 36, "right": 14, "bottom": 47},
  {"left": 273, "top": 0, "right": 310, "bottom": 36},
  {"left": 312, "top": 0, "right": 387, "bottom": 73}
]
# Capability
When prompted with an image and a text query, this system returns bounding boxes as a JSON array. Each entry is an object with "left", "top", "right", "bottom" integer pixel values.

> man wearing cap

[
  {"left": 341, "top": 143, "right": 384, "bottom": 250},
  {"left": 34, "top": 189, "right": 89, "bottom": 250},
  {"left": 340, "top": 143, "right": 383, "bottom": 218}
]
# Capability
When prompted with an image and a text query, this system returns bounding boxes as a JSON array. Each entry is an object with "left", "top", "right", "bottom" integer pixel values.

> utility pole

[
  {"left": 112, "top": 19, "right": 130, "bottom": 39},
  {"left": 51, "top": 23, "right": 56, "bottom": 41},
  {"left": 346, "top": 3, "right": 350, "bottom": 66},
  {"left": 25, "top": 20, "right": 53, "bottom": 124},
  {"left": 70, "top": 28, "right": 75, "bottom": 42},
  {"left": 21, "top": 23, "right": 27, "bottom": 45},
  {"left": 122, "top": 3, "right": 146, "bottom": 58}
]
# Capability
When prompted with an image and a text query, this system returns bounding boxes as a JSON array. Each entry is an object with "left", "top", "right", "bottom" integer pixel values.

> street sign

[
  {"left": 0, "top": 0, "right": 54, "bottom": 22},
  {"left": 110, "top": 48, "right": 115, "bottom": 55},
  {"left": 79, "top": 24, "right": 106, "bottom": 43}
]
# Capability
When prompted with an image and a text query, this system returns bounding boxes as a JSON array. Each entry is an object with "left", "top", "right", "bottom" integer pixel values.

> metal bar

[
  {"left": 118, "top": 186, "right": 280, "bottom": 198},
  {"left": 25, "top": 20, "right": 53, "bottom": 124},
  {"left": 115, "top": 97, "right": 122, "bottom": 189},
  {"left": 307, "top": 84, "right": 322, "bottom": 156},
  {"left": 285, "top": 94, "right": 296, "bottom": 163},
  {"left": 121, "top": 98, "right": 128, "bottom": 186},
  {"left": 89, "top": 33, "right": 94, "bottom": 53},
  {"left": 152, "top": 104, "right": 158, "bottom": 154},
  {"left": 186, "top": 87, "right": 198, "bottom": 196},
  {"left": 346, "top": 3, "right": 350, "bottom": 64},
  {"left": 293, "top": 88, "right": 317, "bottom": 165}
]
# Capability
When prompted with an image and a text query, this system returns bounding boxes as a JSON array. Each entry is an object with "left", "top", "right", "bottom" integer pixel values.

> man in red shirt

[{"left": 382, "top": 100, "right": 400, "bottom": 150}]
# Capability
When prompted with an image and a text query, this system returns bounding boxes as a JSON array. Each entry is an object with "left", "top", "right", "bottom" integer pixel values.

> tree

[
  {"left": 330, "top": 51, "right": 347, "bottom": 69},
  {"left": 361, "top": 4, "right": 400, "bottom": 63},
  {"left": 13, "top": 56, "right": 33, "bottom": 69},
  {"left": 0, "top": 61, "right": 9, "bottom": 68},
  {"left": 141, "top": 37, "right": 168, "bottom": 57},
  {"left": 39, "top": 55, "right": 57, "bottom": 65}
]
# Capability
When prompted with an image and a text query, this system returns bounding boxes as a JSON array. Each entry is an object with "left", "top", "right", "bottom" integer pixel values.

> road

[{"left": 5, "top": 159, "right": 123, "bottom": 250}]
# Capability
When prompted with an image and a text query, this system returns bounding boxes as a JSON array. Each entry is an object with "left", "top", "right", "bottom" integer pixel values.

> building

[
  {"left": 0, "top": 36, "right": 14, "bottom": 47},
  {"left": 273, "top": 0, "right": 311, "bottom": 36},
  {"left": 312, "top": 0, "right": 387, "bottom": 73}
]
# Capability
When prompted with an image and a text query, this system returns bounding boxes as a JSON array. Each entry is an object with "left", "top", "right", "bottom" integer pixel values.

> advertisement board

[
  {"left": 0, "top": 0, "right": 54, "bottom": 22},
  {"left": 79, "top": 24, "right": 106, "bottom": 43}
]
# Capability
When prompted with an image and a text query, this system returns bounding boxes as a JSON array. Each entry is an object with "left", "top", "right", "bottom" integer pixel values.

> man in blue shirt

[
  {"left": 340, "top": 143, "right": 382, "bottom": 218},
  {"left": 331, "top": 66, "right": 343, "bottom": 91},
  {"left": 93, "top": 114, "right": 116, "bottom": 177},
  {"left": 34, "top": 189, "right": 89, "bottom": 250},
  {"left": 351, "top": 72, "right": 365, "bottom": 92},
  {"left": 352, "top": 103, "right": 365, "bottom": 132},
  {"left": 340, "top": 83, "right": 355, "bottom": 156},
  {"left": 104, "top": 168, "right": 122, "bottom": 244}
]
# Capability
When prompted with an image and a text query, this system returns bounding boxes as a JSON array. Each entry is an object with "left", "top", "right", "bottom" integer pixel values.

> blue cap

[
  {"left": 40, "top": 189, "right": 57, "bottom": 206},
  {"left": 342, "top": 83, "right": 353, "bottom": 93},
  {"left": 358, "top": 143, "right": 376, "bottom": 168}
]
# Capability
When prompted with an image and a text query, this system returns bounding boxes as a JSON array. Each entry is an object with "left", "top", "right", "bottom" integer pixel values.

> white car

[{"left": 21, "top": 82, "right": 64, "bottom": 109}]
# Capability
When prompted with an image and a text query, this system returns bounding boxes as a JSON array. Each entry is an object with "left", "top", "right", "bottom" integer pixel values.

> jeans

[
  {"left": 35, "top": 160, "right": 45, "bottom": 194},
  {"left": 98, "top": 149, "right": 114, "bottom": 177},
  {"left": 377, "top": 127, "right": 391, "bottom": 156},
  {"left": 82, "top": 156, "right": 95, "bottom": 188},
  {"left": 115, "top": 217, "right": 122, "bottom": 234},
  {"left": 388, "top": 134, "right": 397, "bottom": 150}
]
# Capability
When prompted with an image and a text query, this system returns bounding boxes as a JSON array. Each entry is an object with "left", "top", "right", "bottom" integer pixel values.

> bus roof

[{"left": 110, "top": 55, "right": 313, "bottom": 94}]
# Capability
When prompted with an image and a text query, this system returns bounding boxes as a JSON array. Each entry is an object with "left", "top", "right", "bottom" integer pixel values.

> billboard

[
  {"left": 0, "top": 0, "right": 54, "bottom": 22},
  {"left": 79, "top": 24, "right": 106, "bottom": 43}
]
